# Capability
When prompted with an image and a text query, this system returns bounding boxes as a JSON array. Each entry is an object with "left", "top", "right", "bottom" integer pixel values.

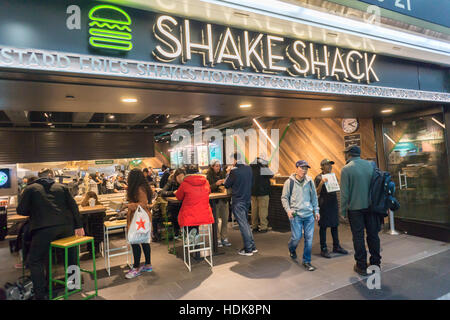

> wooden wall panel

[{"left": 238, "top": 118, "right": 377, "bottom": 179}]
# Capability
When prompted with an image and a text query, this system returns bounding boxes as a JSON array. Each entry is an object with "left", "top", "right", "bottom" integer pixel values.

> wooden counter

[{"left": 166, "top": 191, "right": 231, "bottom": 203}]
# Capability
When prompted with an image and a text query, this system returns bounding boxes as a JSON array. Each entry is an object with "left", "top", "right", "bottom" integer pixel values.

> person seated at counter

[
  {"left": 159, "top": 164, "right": 170, "bottom": 189},
  {"left": 176, "top": 164, "right": 214, "bottom": 245},
  {"left": 142, "top": 168, "right": 153, "bottom": 184},
  {"left": 161, "top": 168, "right": 185, "bottom": 239},
  {"left": 206, "top": 160, "right": 231, "bottom": 247},
  {"left": 88, "top": 174, "right": 99, "bottom": 194},
  {"left": 114, "top": 175, "right": 128, "bottom": 191},
  {"left": 80, "top": 191, "right": 101, "bottom": 207}
]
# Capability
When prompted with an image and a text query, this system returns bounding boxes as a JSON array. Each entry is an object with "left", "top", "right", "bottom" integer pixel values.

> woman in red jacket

[{"left": 175, "top": 165, "right": 214, "bottom": 242}]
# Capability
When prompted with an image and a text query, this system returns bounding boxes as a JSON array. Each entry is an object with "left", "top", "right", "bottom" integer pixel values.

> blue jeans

[
  {"left": 232, "top": 200, "right": 255, "bottom": 252},
  {"left": 288, "top": 214, "right": 315, "bottom": 263}
]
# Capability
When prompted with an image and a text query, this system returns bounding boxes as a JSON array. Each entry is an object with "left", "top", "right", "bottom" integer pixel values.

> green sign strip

[{"left": 95, "top": 160, "right": 114, "bottom": 165}]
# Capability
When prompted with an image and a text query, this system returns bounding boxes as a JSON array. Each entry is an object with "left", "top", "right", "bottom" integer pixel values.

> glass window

[{"left": 383, "top": 113, "right": 449, "bottom": 227}]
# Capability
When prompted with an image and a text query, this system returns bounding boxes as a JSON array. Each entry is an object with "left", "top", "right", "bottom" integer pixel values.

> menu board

[{"left": 197, "top": 145, "right": 209, "bottom": 167}]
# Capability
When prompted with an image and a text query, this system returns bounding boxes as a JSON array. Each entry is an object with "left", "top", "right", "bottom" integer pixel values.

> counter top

[{"left": 166, "top": 192, "right": 231, "bottom": 203}]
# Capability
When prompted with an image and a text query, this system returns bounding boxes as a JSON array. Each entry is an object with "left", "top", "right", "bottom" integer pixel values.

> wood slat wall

[{"left": 240, "top": 118, "right": 377, "bottom": 179}]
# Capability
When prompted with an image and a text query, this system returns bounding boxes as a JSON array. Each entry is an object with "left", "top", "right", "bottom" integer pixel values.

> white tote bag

[{"left": 127, "top": 205, "right": 151, "bottom": 244}]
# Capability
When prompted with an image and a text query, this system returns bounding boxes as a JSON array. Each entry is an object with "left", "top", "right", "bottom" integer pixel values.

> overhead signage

[
  {"left": 95, "top": 160, "right": 114, "bottom": 165},
  {"left": 358, "top": 0, "right": 450, "bottom": 28}
]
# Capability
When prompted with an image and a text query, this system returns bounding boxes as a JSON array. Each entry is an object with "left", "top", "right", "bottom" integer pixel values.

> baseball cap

[
  {"left": 320, "top": 159, "right": 335, "bottom": 166},
  {"left": 344, "top": 145, "right": 361, "bottom": 156},
  {"left": 295, "top": 160, "right": 311, "bottom": 168}
]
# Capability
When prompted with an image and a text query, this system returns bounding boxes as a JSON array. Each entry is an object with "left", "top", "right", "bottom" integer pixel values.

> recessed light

[
  {"left": 382, "top": 109, "right": 393, "bottom": 113},
  {"left": 327, "top": 32, "right": 338, "bottom": 37},
  {"left": 47, "top": 122, "right": 52, "bottom": 126},
  {"left": 321, "top": 106, "right": 333, "bottom": 111},
  {"left": 108, "top": 114, "right": 115, "bottom": 120},
  {"left": 122, "top": 98, "right": 137, "bottom": 103},
  {"left": 205, "top": 117, "right": 210, "bottom": 121},
  {"left": 65, "top": 95, "right": 75, "bottom": 100},
  {"left": 240, "top": 104, "right": 252, "bottom": 108}
]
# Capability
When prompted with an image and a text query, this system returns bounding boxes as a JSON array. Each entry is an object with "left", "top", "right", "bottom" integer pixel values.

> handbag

[{"left": 127, "top": 205, "right": 151, "bottom": 244}]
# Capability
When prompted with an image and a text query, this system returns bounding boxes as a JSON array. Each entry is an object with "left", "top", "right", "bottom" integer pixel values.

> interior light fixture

[
  {"left": 47, "top": 122, "right": 52, "bottom": 126},
  {"left": 240, "top": 104, "right": 252, "bottom": 108},
  {"left": 384, "top": 133, "right": 396, "bottom": 145},
  {"left": 431, "top": 117, "right": 446, "bottom": 129},
  {"left": 108, "top": 114, "right": 115, "bottom": 120},
  {"left": 122, "top": 98, "right": 137, "bottom": 103},
  {"left": 321, "top": 106, "right": 333, "bottom": 111},
  {"left": 205, "top": 117, "right": 210, "bottom": 121},
  {"left": 253, "top": 118, "right": 276, "bottom": 148},
  {"left": 381, "top": 109, "right": 393, "bottom": 113}
]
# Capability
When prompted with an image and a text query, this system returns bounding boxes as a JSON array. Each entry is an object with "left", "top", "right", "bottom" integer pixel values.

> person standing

[
  {"left": 159, "top": 164, "right": 170, "bottom": 189},
  {"left": 314, "top": 159, "right": 348, "bottom": 258},
  {"left": 250, "top": 156, "right": 274, "bottom": 233},
  {"left": 16, "top": 168, "right": 85, "bottom": 300},
  {"left": 224, "top": 152, "right": 257, "bottom": 256},
  {"left": 161, "top": 168, "right": 185, "bottom": 238},
  {"left": 95, "top": 172, "right": 103, "bottom": 195},
  {"left": 125, "top": 169, "right": 153, "bottom": 279},
  {"left": 206, "top": 160, "right": 231, "bottom": 247},
  {"left": 340, "top": 145, "right": 380, "bottom": 276},
  {"left": 281, "top": 160, "right": 320, "bottom": 271}
]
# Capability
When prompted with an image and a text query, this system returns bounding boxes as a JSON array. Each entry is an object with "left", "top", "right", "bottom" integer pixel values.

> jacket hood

[
  {"left": 184, "top": 174, "right": 207, "bottom": 186},
  {"left": 35, "top": 178, "right": 55, "bottom": 192},
  {"left": 289, "top": 174, "right": 312, "bottom": 184}
]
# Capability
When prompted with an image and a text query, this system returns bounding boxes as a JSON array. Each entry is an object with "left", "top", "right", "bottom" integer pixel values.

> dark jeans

[
  {"left": 131, "top": 243, "right": 151, "bottom": 268},
  {"left": 152, "top": 217, "right": 162, "bottom": 241},
  {"left": 348, "top": 208, "right": 382, "bottom": 269},
  {"left": 168, "top": 204, "right": 181, "bottom": 236},
  {"left": 28, "top": 224, "right": 75, "bottom": 300},
  {"left": 319, "top": 226, "right": 340, "bottom": 251},
  {"left": 232, "top": 200, "right": 255, "bottom": 252}
]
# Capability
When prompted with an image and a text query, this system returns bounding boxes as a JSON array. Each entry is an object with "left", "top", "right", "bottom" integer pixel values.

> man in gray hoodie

[{"left": 281, "top": 160, "right": 320, "bottom": 271}]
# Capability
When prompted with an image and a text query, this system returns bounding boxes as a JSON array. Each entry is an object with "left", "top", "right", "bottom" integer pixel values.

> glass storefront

[{"left": 383, "top": 113, "right": 450, "bottom": 228}]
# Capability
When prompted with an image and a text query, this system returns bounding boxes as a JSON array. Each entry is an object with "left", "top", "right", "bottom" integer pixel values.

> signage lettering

[{"left": 152, "top": 15, "right": 379, "bottom": 83}]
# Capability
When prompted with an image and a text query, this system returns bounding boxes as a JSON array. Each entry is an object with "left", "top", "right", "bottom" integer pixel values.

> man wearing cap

[
  {"left": 315, "top": 159, "right": 348, "bottom": 258},
  {"left": 281, "top": 160, "right": 320, "bottom": 271},
  {"left": 341, "top": 145, "right": 381, "bottom": 276}
]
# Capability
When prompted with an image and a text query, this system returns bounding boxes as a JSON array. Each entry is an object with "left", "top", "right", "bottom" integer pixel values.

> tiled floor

[{"left": 1, "top": 222, "right": 448, "bottom": 300}]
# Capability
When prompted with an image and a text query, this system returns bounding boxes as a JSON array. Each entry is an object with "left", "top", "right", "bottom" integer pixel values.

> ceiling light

[
  {"left": 327, "top": 32, "right": 338, "bottom": 37},
  {"left": 47, "top": 122, "right": 52, "bottom": 126},
  {"left": 240, "top": 104, "right": 252, "bottom": 108},
  {"left": 205, "top": 117, "right": 210, "bottom": 121},
  {"left": 122, "top": 98, "right": 137, "bottom": 103},
  {"left": 384, "top": 133, "right": 396, "bottom": 144},
  {"left": 431, "top": 117, "right": 445, "bottom": 129},
  {"left": 381, "top": 109, "right": 393, "bottom": 113},
  {"left": 253, "top": 118, "right": 276, "bottom": 148},
  {"left": 166, "top": 114, "right": 170, "bottom": 118},
  {"left": 108, "top": 114, "right": 115, "bottom": 120},
  {"left": 321, "top": 106, "right": 333, "bottom": 111}
]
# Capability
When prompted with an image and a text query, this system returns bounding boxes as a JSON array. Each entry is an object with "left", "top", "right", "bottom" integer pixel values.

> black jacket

[
  {"left": 161, "top": 178, "right": 180, "bottom": 197},
  {"left": 206, "top": 169, "right": 226, "bottom": 193},
  {"left": 250, "top": 159, "right": 274, "bottom": 196},
  {"left": 17, "top": 178, "right": 83, "bottom": 232},
  {"left": 224, "top": 164, "right": 253, "bottom": 203},
  {"left": 160, "top": 170, "right": 170, "bottom": 189}
]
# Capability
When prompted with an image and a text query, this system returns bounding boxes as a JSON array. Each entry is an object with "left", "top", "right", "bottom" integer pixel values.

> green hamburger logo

[{"left": 88, "top": 4, "right": 132, "bottom": 51}]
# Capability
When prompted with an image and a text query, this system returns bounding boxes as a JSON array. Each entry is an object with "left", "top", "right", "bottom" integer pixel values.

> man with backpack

[
  {"left": 340, "top": 145, "right": 381, "bottom": 276},
  {"left": 281, "top": 160, "right": 320, "bottom": 271}
]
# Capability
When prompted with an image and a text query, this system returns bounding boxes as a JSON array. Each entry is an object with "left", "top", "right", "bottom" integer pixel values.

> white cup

[{"left": 88, "top": 198, "right": 96, "bottom": 207}]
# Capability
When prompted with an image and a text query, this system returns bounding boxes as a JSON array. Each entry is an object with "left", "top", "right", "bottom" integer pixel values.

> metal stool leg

[{"left": 49, "top": 246, "right": 53, "bottom": 300}]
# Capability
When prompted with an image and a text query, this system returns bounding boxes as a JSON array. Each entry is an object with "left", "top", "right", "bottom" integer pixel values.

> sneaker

[
  {"left": 140, "top": 264, "right": 153, "bottom": 273},
  {"left": 252, "top": 248, "right": 258, "bottom": 253},
  {"left": 303, "top": 262, "right": 316, "bottom": 271},
  {"left": 252, "top": 228, "right": 259, "bottom": 232},
  {"left": 217, "top": 241, "right": 223, "bottom": 248},
  {"left": 354, "top": 264, "right": 368, "bottom": 276},
  {"left": 238, "top": 249, "right": 253, "bottom": 256},
  {"left": 289, "top": 250, "right": 297, "bottom": 260},
  {"left": 125, "top": 267, "right": 142, "bottom": 279},
  {"left": 222, "top": 239, "right": 232, "bottom": 247},
  {"left": 333, "top": 247, "right": 349, "bottom": 255},
  {"left": 321, "top": 250, "right": 332, "bottom": 259}
]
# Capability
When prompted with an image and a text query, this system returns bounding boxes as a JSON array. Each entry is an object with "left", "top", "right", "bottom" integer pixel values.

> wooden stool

[{"left": 49, "top": 236, "right": 98, "bottom": 300}]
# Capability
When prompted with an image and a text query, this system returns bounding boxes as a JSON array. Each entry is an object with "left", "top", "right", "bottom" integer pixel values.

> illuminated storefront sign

[
  {"left": 88, "top": 5, "right": 133, "bottom": 52},
  {"left": 152, "top": 15, "right": 379, "bottom": 84}
]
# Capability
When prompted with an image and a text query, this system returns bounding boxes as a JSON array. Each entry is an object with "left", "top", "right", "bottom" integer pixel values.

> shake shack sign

[
  {"left": 151, "top": 15, "right": 379, "bottom": 84},
  {"left": 0, "top": 0, "right": 449, "bottom": 102}
]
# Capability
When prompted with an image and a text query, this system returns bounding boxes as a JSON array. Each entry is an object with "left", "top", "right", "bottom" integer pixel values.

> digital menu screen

[{"left": 0, "top": 169, "right": 11, "bottom": 189}]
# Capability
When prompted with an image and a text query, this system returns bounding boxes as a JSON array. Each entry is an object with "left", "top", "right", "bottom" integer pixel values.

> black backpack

[{"left": 369, "top": 163, "right": 400, "bottom": 217}]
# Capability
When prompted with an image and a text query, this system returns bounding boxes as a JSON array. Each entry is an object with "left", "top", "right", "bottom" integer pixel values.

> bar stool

[
  {"left": 103, "top": 220, "right": 131, "bottom": 276},
  {"left": 163, "top": 213, "right": 176, "bottom": 255},
  {"left": 49, "top": 236, "right": 98, "bottom": 300},
  {"left": 182, "top": 224, "right": 213, "bottom": 272}
]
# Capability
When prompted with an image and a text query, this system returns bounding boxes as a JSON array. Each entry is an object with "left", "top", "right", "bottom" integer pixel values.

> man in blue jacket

[
  {"left": 281, "top": 160, "right": 320, "bottom": 271},
  {"left": 224, "top": 152, "right": 257, "bottom": 256}
]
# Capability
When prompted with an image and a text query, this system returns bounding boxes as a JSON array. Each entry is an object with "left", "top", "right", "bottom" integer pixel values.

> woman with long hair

[
  {"left": 80, "top": 191, "right": 101, "bottom": 207},
  {"left": 125, "top": 169, "right": 153, "bottom": 279}
]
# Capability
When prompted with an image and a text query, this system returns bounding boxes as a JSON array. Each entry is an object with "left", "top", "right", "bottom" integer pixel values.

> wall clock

[{"left": 342, "top": 118, "right": 359, "bottom": 134}]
